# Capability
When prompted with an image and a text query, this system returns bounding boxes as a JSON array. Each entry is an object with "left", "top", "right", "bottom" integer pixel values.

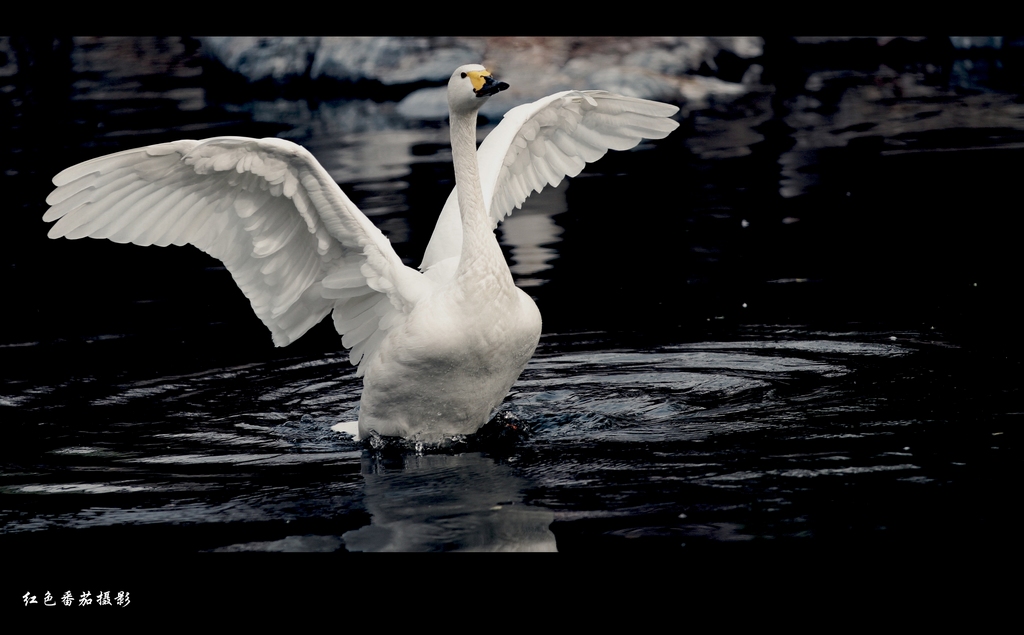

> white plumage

[{"left": 44, "top": 64, "right": 679, "bottom": 443}]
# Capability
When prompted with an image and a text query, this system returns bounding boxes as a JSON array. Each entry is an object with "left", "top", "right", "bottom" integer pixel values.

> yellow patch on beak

[{"left": 467, "top": 70, "right": 492, "bottom": 92}]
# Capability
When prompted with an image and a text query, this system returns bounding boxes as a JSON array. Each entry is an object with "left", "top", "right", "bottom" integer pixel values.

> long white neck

[{"left": 449, "top": 109, "right": 515, "bottom": 294}]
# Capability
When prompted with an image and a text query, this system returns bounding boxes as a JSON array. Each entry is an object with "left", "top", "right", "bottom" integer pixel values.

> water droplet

[{"left": 369, "top": 431, "right": 385, "bottom": 450}]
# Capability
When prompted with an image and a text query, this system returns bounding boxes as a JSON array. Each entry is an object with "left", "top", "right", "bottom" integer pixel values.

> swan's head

[{"left": 447, "top": 64, "right": 509, "bottom": 115}]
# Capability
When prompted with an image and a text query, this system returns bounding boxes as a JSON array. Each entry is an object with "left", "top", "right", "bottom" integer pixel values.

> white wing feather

[
  {"left": 44, "top": 136, "right": 426, "bottom": 375},
  {"left": 420, "top": 90, "right": 679, "bottom": 272},
  {"left": 44, "top": 91, "right": 676, "bottom": 368}
]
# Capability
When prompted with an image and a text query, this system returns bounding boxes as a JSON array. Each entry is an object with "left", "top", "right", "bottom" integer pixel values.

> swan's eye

[{"left": 461, "top": 72, "right": 467, "bottom": 79}]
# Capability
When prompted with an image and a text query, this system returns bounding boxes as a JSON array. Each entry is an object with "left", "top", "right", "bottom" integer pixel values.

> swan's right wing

[
  {"left": 45, "top": 136, "right": 428, "bottom": 375},
  {"left": 420, "top": 91, "right": 679, "bottom": 272}
]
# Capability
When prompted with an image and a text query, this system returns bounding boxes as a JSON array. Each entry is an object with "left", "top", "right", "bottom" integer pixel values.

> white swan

[{"left": 43, "top": 64, "right": 679, "bottom": 443}]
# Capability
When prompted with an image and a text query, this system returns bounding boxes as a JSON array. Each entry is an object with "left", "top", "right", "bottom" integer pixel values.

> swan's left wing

[{"left": 420, "top": 90, "right": 679, "bottom": 273}]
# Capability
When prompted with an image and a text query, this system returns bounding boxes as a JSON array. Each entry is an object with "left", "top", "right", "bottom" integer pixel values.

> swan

[{"left": 43, "top": 64, "right": 680, "bottom": 444}]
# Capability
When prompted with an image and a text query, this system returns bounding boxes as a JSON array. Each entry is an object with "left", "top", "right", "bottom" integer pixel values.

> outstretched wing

[
  {"left": 420, "top": 91, "right": 679, "bottom": 273},
  {"left": 44, "top": 136, "right": 428, "bottom": 374}
]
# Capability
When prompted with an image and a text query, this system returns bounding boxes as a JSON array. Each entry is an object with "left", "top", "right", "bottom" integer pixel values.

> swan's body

[{"left": 43, "top": 64, "right": 679, "bottom": 443}]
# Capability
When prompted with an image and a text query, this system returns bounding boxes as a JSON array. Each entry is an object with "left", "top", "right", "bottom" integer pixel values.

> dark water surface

[{"left": 2, "top": 36, "right": 1021, "bottom": 584}]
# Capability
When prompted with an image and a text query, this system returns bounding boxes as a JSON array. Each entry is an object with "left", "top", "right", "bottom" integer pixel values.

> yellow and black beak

[{"left": 469, "top": 70, "right": 509, "bottom": 98}]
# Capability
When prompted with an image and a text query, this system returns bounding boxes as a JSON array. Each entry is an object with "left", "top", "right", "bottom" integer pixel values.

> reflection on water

[
  {"left": 344, "top": 453, "right": 556, "bottom": 552},
  {"left": 499, "top": 182, "right": 567, "bottom": 286}
]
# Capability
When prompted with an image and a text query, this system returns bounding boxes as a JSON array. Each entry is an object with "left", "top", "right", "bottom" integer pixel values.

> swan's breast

[{"left": 357, "top": 286, "right": 541, "bottom": 440}]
